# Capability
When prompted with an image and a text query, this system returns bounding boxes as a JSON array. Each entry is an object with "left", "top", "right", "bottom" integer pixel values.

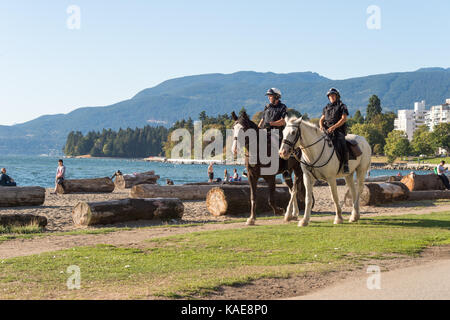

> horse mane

[
  {"left": 237, "top": 112, "right": 258, "bottom": 130},
  {"left": 287, "top": 116, "right": 321, "bottom": 134}
]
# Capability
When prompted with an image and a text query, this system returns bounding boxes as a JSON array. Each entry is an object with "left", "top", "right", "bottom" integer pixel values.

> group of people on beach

[
  {"left": 0, "top": 159, "right": 67, "bottom": 192},
  {"left": 207, "top": 163, "right": 243, "bottom": 183}
]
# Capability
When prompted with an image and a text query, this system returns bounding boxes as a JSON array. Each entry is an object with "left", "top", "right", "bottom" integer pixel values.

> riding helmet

[
  {"left": 265, "top": 88, "right": 282, "bottom": 99},
  {"left": 326, "top": 88, "right": 340, "bottom": 98}
]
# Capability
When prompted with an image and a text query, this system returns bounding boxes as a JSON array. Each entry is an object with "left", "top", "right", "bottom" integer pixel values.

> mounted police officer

[
  {"left": 258, "top": 88, "right": 287, "bottom": 134},
  {"left": 319, "top": 88, "right": 350, "bottom": 173}
]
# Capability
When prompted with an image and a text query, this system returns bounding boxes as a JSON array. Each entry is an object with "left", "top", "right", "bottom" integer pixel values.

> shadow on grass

[{"left": 365, "top": 218, "right": 450, "bottom": 230}]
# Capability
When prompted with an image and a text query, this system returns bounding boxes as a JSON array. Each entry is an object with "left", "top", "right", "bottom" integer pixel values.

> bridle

[{"left": 282, "top": 119, "right": 335, "bottom": 169}]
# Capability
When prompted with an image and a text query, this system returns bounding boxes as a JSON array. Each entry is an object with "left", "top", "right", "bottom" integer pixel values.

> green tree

[
  {"left": 350, "top": 123, "right": 384, "bottom": 150},
  {"left": 353, "top": 110, "right": 364, "bottom": 124},
  {"left": 431, "top": 123, "right": 450, "bottom": 152},
  {"left": 373, "top": 144, "right": 383, "bottom": 156},
  {"left": 411, "top": 125, "right": 434, "bottom": 156},
  {"left": 366, "top": 95, "right": 382, "bottom": 123},
  {"left": 384, "top": 130, "right": 411, "bottom": 163}
]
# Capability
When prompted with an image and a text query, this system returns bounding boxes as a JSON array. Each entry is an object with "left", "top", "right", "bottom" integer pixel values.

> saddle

[{"left": 346, "top": 138, "right": 362, "bottom": 160}]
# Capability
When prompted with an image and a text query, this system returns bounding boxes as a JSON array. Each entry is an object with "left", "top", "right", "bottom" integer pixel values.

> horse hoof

[
  {"left": 246, "top": 219, "right": 256, "bottom": 226},
  {"left": 349, "top": 216, "right": 360, "bottom": 223},
  {"left": 298, "top": 219, "right": 309, "bottom": 227},
  {"left": 284, "top": 216, "right": 297, "bottom": 223},
  {"left": 334, "top": 218, "right": 344, "bottom": 225}
]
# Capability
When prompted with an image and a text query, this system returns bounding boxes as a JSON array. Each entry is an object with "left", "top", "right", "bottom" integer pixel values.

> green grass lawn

[{"left": 1, "top": 211, "right": 449, "bottom": 299}]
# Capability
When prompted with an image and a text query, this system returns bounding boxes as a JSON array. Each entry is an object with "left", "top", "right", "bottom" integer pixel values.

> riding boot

[{"left": 343, "top": 150, "right": 350, "bottom": 174}]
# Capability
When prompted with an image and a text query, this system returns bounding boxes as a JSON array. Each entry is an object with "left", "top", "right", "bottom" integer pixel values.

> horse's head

[
  {"left": 231, "top": 111, "right": 257, "bottom": 155},
  {"left": 279, "top": 116, "right": 303, "bottom": 159}
]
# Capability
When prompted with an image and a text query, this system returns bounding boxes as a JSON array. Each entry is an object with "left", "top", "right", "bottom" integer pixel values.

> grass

[{"left": 0, "top": 211, "right": 449, "bottom": 299}]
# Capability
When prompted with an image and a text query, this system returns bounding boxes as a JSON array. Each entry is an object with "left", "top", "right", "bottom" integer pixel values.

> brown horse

[{"left": 231, "top": 111, "right": 309, "bottom": 225}]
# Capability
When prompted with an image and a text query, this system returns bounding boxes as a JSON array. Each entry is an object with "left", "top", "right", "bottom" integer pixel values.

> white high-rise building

[
  {"left": 394, "top": 109, "right": 416, "bottom": 140},
  {"left": 426, "top": 101, "right": 450, "bottom": 130},
  {"left": 394, "top": 99, "right": 450, "bottom": 141}
]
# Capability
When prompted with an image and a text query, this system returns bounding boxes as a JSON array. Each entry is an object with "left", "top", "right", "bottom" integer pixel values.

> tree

[
  {"left": 353, "top": 110, "right": 364, "bottom": 124},
  {"left": 350, "top": 123, "right": 384, "bottom": 150},
  {"left": 431, "top": 123, "right": 450, "bottom": 153},
  {"left": 366, "top": 95, "right": 382, "bottom": 123},
  {"left": 411, "top": 125, "right": 434, "bottom": 156},
  {"left": 384, "top": 130, "right": 411, "bottom": 163},
  {"left": 252, "top": 111, "right": 263, "bottom": 124},
  {"left": 373, "top": 144, "right": 383, "bottom": 156},
  {"left": 238, "top": 107, "right": 247, "bottom": 117}
]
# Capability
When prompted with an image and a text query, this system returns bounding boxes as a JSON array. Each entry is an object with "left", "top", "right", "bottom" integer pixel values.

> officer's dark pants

[
  {"left": 331, "top": 131, "right": 349, "bottom": 168},
  {"left": 439, "top": 175, "right": 450, "bottom": 190}
]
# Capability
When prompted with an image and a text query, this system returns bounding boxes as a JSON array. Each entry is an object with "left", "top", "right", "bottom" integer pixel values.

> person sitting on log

[
  {"left": 437, "top": 160, "right": 450, "bottom": 190},
  {"left": 111, "top": 170, "right": 122, "bottom": 180},
  {"left": 51, "top": 159, "right": 66, "bottom": 194},
  {"left": 0, "top": 168, "right": 17, "bottom": 186}
]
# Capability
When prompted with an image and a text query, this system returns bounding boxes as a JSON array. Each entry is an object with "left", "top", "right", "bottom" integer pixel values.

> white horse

[{"left": 279, "top": 116, "right": 371, "bottom": 227}]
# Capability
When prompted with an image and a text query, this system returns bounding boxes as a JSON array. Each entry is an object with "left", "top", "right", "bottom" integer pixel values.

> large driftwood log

[
  {"left": 131, "top": 184, "right": 219, "bottom": 200},
  {"left": 72, "top": 198, "right": 184, "bottom": 226},
  {"left": 57, "top": 177, "right": 115, "bottom": 194},
  {"left": 344, "top": 182, "right": 410, "bottom": 206},
  {"left": 114, "top": 171, "right": 159, "bottom": 189},
  {"left": 408, "top": 190, "right": 450, "bottom": 201},
  {"left": 400, "top": 173, "right": 445, "bottom": 191},
  {"left": 206, "top": 186, "right": 294, "bottom": 216},
  {"left": 0, "top": 186, "right": 45, "bottom": 207},
  {"left": 0, "top": 213, "right": 47, "bottom": 228}
]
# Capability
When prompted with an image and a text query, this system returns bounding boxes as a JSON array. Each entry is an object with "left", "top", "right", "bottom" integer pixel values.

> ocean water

[{"left": 0, "top": 155, "right": 431, "bottom": 188}]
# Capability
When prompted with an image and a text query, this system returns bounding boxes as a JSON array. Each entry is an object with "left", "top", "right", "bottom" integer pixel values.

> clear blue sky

[{"left": 1, "top": 0, "right": 449, "bottom": 125}]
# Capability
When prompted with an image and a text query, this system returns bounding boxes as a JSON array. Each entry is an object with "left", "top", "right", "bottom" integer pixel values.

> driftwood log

[
  {"left": 400, "top": 173, "right": 445, "bottom": 191},
  {"left": 206, "top": 186, "right": 295, "bottom": 216},
  {"left": 131, "top": 184, "right": 219, "bottom": 200},
  {"left": 344, "top": 182, "right": 410, "bottom": 206},
  {"left": 57, "top": 177, "right": 115, "bottom": 194},
  {"left": 0, "top": 186, "right": 45, "bottom": 207},
  {"left": 0, "top": 213, "right": 47, "bottom": 228},
  {"left": 114, "top": 171, "right": 159, "bottom": 189},
  {"left": 408, "top": 190, "right": 450, "bottom": 201},
  {"left": 72, "top": 198, "right": 184, "bottom": 226}
]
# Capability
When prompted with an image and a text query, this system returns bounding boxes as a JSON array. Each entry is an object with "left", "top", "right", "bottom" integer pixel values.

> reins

[{"left": 283, "top": 120, "right": 336, "bottom": 169}]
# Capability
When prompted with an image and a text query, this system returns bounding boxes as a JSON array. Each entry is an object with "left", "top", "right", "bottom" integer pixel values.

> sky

[{"left": 1, "top": 0, "right": 449, "bottom": 126}]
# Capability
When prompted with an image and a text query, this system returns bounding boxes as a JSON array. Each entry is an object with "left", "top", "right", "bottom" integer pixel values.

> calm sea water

[{"left": 0, "top": 155, "right": 430, "bottom": 188}]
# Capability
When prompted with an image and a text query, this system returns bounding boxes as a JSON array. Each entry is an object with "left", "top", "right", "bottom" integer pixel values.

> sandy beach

[{"left": 0, "top": 186, "right": 447, "bottom": 232}]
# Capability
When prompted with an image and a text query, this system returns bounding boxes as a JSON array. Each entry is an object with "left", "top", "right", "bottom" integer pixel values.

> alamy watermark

[
  {"left": 66, "top": 265, "right": 81, "bottom": 290},
  {"left": 366, "top": 5, "right": 381, "bottom": 30},
  {"left": 67, "top": 5, "right": 81, "bottom": 30},
  {"left": 366, "top": 265, "right": 381, "bottom": 290},
  {"left": 170, "top": 121, "right": 282, "bottom": 175}
]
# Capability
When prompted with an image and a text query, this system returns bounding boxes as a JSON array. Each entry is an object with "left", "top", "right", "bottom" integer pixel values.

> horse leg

[
  {"left": 299, "top": 171, "right": 314, "bottom": 227},
  {"left": 247, "top": 174, "right": 258, "bottom": 226},
  {"left": 265, "top": 176, "right": 284, "bottom": 216},
  {"left": 349, "top": 166, "right": 367, "bottom": 222},
  {"left": 283, "top": 170, "right": 296, "bottom": 222},
  {"left": 292, "top": 170, "right": 301, "bottom": 218},
  {"left": 344, "top": 174, "right": 358, "bottom": 223},
  {"left": 328, "top": 179, "right": 343, "bottom": 225}
]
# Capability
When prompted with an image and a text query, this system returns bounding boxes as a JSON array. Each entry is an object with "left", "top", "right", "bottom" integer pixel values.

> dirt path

[{"left": 1, "top": 204, "right": 450, "bottom": 260}]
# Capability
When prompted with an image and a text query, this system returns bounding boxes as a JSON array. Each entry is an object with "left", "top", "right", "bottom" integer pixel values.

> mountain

[{"left": 1, "top": 68, "right": 449, "bottom": 155}]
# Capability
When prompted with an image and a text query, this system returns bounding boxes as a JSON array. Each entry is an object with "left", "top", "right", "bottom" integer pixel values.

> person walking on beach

[
  {"left": 0, "top": 168, "right": 16, "bottom": 186},
  {"left": 51, "top": 159, "right": 66, "bottom": 194},
  {"left": 437, "top": 160, "right": 450, "bottom": 190},
  {"left": 208, "top": 163, "right": 214, "bottom": 183}
]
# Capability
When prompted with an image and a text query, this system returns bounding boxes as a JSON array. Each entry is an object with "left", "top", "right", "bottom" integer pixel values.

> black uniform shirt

[
  {"left": 322, "top": 101, "right": 349, "bottom": 134},
  {"left": 262, "top": 102, "right": 288, "bottom": 128}
]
